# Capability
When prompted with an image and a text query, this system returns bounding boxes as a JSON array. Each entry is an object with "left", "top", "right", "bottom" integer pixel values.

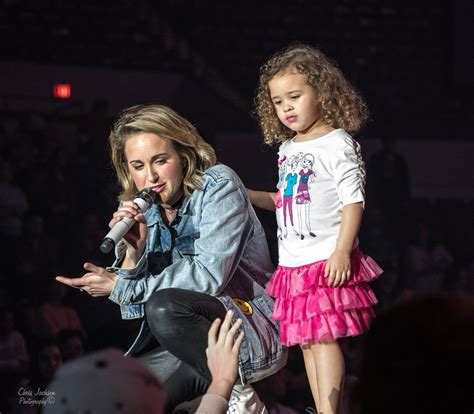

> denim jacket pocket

[
  {"left": 174, "top": 231, "right": 200, "bottom": 259},
  {"left": 233, "top": 295, "right": 283, "bottom": 367},
  {"left": 248, "top": 295, "right": 283, "bottom": 362}
]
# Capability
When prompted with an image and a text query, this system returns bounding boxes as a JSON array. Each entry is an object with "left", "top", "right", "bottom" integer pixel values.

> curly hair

[
  {"left": 255, "top": 43, "right": 368, "bottom": 145},
  {"left": 109, "top": 104, "right": 217, "bottom": 201}
]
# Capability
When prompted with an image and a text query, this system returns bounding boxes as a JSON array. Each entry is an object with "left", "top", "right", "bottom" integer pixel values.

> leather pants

[{"left": 130, "top": 288, "right": 227, "bottom": 412}]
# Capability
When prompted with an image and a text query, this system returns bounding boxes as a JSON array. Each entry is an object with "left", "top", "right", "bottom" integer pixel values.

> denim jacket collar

[{"left": 144, "top": 195, "right": 191, "bottom": 226}]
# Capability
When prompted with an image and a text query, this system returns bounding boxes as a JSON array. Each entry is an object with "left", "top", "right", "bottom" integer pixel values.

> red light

[{"left": 53, "top": 83, "right": 71, "bottom": 99}]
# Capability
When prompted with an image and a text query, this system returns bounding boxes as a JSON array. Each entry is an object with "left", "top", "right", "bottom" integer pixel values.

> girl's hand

[
  {"left": 109, "top": 200, "right": 148, "bottom": 261},
  {"left": 324, "top": 250, "right": 352, "bottom": 287},
  {"left": 56, "top": 262, "right": 117, "bottom": 297}
]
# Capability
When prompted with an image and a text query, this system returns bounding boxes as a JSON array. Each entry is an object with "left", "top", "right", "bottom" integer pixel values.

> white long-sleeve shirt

[{"left": 276, "top": 129, "right": 366, "bottom": 267}]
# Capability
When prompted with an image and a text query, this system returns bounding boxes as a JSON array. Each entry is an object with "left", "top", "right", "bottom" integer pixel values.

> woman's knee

[
  {"left": 144, "top": 288, "right": 225, "bottom": 341},
  {"left": 145, "top": 288, "right": 184, "bottom": 331}
]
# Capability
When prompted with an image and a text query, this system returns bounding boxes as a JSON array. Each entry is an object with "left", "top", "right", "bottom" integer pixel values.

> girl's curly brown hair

[{"left": 255, "top": 43, "right": 368, "bottom": 145}]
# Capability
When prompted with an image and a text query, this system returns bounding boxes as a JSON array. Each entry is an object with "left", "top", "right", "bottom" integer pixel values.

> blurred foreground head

[{"left": 44, "top": 348, "right": 165, "bottom": 414}]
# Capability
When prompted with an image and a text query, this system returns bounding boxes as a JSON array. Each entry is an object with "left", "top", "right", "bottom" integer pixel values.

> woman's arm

[
  {"left": 246, "top": 188, "right": 276, "bottom": 211},
  {"left": 110, "top": 173, "right": 260, "bottom": 308}
]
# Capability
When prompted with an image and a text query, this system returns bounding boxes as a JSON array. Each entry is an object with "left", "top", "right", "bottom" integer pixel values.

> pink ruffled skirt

[{"left": 266, "top": 248, "right": 382, "bottom": 346}]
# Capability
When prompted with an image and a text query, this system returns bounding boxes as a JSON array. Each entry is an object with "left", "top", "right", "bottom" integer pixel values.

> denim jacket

[{"left": 108, "top": 164, "right": 287, "bottom": 383}]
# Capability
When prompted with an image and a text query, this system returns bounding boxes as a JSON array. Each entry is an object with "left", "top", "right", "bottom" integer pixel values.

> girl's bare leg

[
  {"left": 311, "top": 340, "right": 345, "bottom": 414},
  {"left": 301, "top": 344, "right": 320, "bottom": 410}
]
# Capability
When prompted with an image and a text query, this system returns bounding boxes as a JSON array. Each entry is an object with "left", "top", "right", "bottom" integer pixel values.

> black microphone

[{"left": 99, "top": 188, "right": 156, "bottom": 254}]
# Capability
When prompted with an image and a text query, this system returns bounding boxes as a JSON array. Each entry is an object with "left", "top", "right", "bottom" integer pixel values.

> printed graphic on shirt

[
  {"left": 295, "top": 153, "right": 317, "bottom": 240},
  {"left": 277, "top": 152, "right": 317, "bottom": 241},
  {"left": 276, "top": 155, "right": 287, "bottom": 190},
  {"left": 275, "top": 155, "right": 287, "bottom": 239}
]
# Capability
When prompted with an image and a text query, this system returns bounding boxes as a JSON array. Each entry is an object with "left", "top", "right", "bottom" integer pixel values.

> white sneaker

[
  {"left": 226, "top": 384, "right": 268, "bottom": 414},
  {"left": 173, "top": 396, "right": 202, "bottom": 412}
]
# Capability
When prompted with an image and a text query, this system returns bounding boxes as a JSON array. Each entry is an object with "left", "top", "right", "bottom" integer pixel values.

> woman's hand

[
  {"left": 206, "top": 310, "right": 244, "bottom": 399},
  {"left": 110, "top": 200, "right": 148, "bottom": 265},
  {"left": 324, "top": 250, "right": 352, "bottom": 287},
  {"left": 56, "top": 262, "right": 117, "bottom": 297}
]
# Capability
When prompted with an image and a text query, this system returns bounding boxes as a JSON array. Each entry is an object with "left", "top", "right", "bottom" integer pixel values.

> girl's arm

[
  {"left": 324, "top": 202, "right": 364, "bottom": 287},
  {"left": 336, "top": 201, "right": 363, "bottom": 252},
  {"left": 246, "top": 189, "right": 276, "bottom": 211}
]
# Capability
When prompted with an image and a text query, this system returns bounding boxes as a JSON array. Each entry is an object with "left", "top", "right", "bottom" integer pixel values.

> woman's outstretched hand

[{"left": 56, "top": 262, "right": 117, "bottom": 297}]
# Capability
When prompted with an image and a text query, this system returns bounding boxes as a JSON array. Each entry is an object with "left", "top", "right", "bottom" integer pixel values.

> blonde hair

[
  {"left": 255, "top": 43, "right": 368, "bottom": 145},
  {"left": 109, "top": 104, "right": 217, "bottom": 201}
]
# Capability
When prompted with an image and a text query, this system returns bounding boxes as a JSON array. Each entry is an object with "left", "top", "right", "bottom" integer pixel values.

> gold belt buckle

[{"left": 233, "top": 298, "right": 253, "bottom": 315}]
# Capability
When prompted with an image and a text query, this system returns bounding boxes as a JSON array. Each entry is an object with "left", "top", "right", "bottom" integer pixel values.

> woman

[{"left": 56, "top": 104, "right": 286, "bottom": 411}]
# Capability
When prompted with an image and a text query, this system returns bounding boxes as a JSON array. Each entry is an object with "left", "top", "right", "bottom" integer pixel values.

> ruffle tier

[
  {"left": 266, "top": 249, "right": 383, "bottom": 346},
  {"left": 267, "top": 249, "right": 382, "bottom": 298},
  {"left": 280, "top": 307, "right": 375, "bottom": 346},
  {"left": 273, "top": 284, "right": 378, "bottom": 321}
]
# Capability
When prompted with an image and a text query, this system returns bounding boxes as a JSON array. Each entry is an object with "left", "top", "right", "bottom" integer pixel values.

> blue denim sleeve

[
  {"left": 106, "top": 240, "right": 149, "bottom": 319},
  {"left": 108, "top": 174, "right": 252, "bottom": 317}
]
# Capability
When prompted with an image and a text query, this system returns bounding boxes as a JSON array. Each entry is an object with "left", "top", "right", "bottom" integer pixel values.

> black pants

[{"left": 131, "top": 288, "right": 227, "bottom": 412}]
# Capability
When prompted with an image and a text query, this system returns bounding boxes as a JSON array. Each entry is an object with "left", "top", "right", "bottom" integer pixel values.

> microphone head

[
  {"left": 99, "top": 238, "right": 115, "bottom": 254},
  {"left": 135, "top": 188, "right": 156, "bottom": 206}
]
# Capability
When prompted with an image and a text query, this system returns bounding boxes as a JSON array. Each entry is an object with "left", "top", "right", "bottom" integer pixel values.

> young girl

[{"left": 248, "top": 44, "right": 383, "bottom": 414}]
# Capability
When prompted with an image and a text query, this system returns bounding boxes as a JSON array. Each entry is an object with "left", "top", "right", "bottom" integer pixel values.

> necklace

[
  {"left": 162, "top": 204, "right": 178, "bottom": 212},
  {"left": 160, "top": 198, "right": 182, "bottom": 224},
  {"left": 160, "top": 194, "right": 184, "bottom": 212},
  {"left": 160, "top": 207, "right": 178, "bottom": 225}
]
